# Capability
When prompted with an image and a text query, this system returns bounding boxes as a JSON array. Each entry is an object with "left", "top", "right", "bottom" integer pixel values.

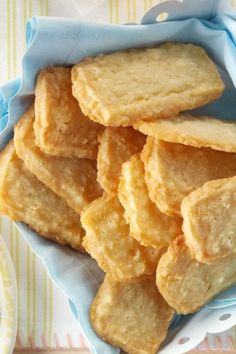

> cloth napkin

[{"left": 1, "top": 0, "right": 236, "bottom": 353}]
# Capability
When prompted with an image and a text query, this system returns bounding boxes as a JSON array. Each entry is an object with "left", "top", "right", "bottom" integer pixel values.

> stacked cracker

[
  {"left": 1, "top": 43, "right": 236, "bottom": 354},
  {"left": 0, "top": 67, "right": 103, "bottom": 251}
]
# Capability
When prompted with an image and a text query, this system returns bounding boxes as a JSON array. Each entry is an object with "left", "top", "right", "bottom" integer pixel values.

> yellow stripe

[
  {"left": 32, "top": 254, "right": 36, "bottom": 340},
  {"left": 10, "top": 222, "right": 14, "bottom": 258},
  {"left": 40, "top": 0, "right": 43, "bottom": 16},
  {"left": 127, "top": 0, "right": 131, "bottom": 22},
  {"left": 133, "top": 0, "right": 137, "bottom": 22},
  {"left": 144, "top": 0, "right": 148, "bottom": 13},
  {"left": 109, "top": 0, "right": 113, "bottom": 24},
  {"left": 23, "top": 0, "right": 31, "bottom": 37},
  {"left": 0, "top": 217, "right": 2, "bottom": 236},
  {"left": 23, "top": 0, "right": 27, "bottom": 47},
  {"left": 29, "top": 0, "right": 32, "bottom": 19},
  {"left": 46, "top": 0, "right": 49, "bottom": 16},
  {"left": 12, "top": 226, "right": 17, "bottom": 270},
  {"left": 143, "top": 0, "right": 147, "bottom": 14},
  {"left": 27, "top": 245, "right": 31, "bottom": 345},
  {"left": 115, "top": 0, "right": 119, "bottom": 24},
  {"left": 13, "top": 0, "right": 17, "bottom": 77},
  {"left": 7, "top": 0, "right": 11, "bottom": 80},
  {"left": 23, "top": 0, "right": 26, "bottom": 21},
  {"left": 43, "top": 270, "right": 47, "bottom": 338},
  {"left": 16, "top": 229, "right": 20, "bottom": 335},
  {"left": 48, "top": 278, "right": 53, "bottom": 346}
]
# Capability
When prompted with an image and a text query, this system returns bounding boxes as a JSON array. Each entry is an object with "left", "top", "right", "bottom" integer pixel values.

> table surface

[
  {"left": 12, "top": 352, "right": 221, "bottom": 354},
  {"left": 14, "top": 351, "right": 90, "bottom": 354},
  {"left": 1, "top": 0, "right": 236, "bottom": 353}
]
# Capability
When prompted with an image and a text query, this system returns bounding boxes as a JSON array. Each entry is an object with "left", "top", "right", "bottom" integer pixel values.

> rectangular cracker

[
  {"left": 118, "top": 154, "right": 182, "bottom": 248},
  {"left": 141, "top": 137, "right": 236, "bottom": 217},
  {"left": 72, "top": 43, "right": 224, "bottom": 127},
  {"left": 91, "top": 275, "right": 174, "bottom": 354},
  {"left": 0, "top": 141, "right": 84, "bottom": 251},
  {"left": 34, "top": 66, "right": 103, "bottom": 159},
  {"left": 97, "top": 127, "right": 145, "bottom": 195},
  {"left": 135, "top": 114, "right": 236, "bottom": 153},
  {"left": 156, "top": 236, "right": 236, "bottom": 314},
  {"left": 81, "top": 193, "right": 163, "bottom": 281},
  {"left": 14, "top": 105, "right": 102, "bottom": 214},
  {"left": 181, "top": 176, "right": 236, "bottom": 263}
]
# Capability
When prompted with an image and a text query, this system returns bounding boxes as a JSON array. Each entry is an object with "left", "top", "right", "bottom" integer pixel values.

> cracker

[
  {"left": 156, "top": 236, "right": 236, "bottom": 314},
  {"left": 181, "top": 176, "right": 236, "bottom": 263},
  {"left": 81, "top": 193, "right": 163, "bottom": 281},
  {"left": 91, "top": 275, "right": 174, "bottom": 354},
  {"left": 141, "top": 137, "right": 236, "bottom": 216},
  {"left": 72, "top": 43, "right": 224, "bottom": 127},
  {"left": 118, "top": 154, "right": 182, "bottom": 248},
  {"left": 135, "top": 114, "right": 236, "bottom": 153},
  {"left": 34, "top": 67, "right": 103, "bottom": 159},
  {"left": 14, "top": 105, "right": 102, "bottom": 214},
  {"left": 97, "top": 127, "right": 145, "bottom": 195},
  {"left": 0, "top": 141, "right": 84, "bottom": 251}
]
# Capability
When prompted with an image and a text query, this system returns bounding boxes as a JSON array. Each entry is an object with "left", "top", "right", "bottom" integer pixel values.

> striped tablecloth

[{"left": 1, "top": 0, "right": 236, "bottom": 352}]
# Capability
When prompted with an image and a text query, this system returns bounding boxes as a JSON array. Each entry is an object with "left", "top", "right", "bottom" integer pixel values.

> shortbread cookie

[
  {"left": 14, "top": 106, "right": 102, "bottom": 214},
  {"left": 81, "top": 193, "right": 163, "bottom": 281},
  {"left": 135, "top": 114, "right": 236, "bottom": 153},
  {"left": 0, "top": 142, "right": 84, "bottom": 250},
  {"left": 91, "top": 275, "right": 174, "bottom": 354},
  {"left": 141, "top": 137, "right": 236, "bottom": 216},
  {"left": 72, "top": 43, "right": 224, "bottom": 126},
  {"left": 118, "top": 154, "right": 182, "bottom": 248},
  {"left": 181, "top": 176, "right": 236, "bottom": 263},
  {"left": 97, "top": 127, "right": 145, "bottom": 195},
  {"left": 34, "top": 67, "right": 103, "bottom": 159},
  {"left": 156, "top": 236, "right": 236, "bottom": 313}
]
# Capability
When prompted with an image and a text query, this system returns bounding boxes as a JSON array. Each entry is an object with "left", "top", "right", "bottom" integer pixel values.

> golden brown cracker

[
  {"left": 156, "top": 236, "right": 236, "bottom": 314},
  {"left": 118, "top": 154, "right": 182, "bottom": 248},
  {"left": 91, "top": 275, "right": 174, "bottom": 354},
  {"left": 141, "top": 137, "right": 236, "bottom": 217},
  {"left": 34, "top": 66, "right": 103, "bottom": 159},
  {"left": 81, "top": 193, "right": 163, "bottom": 281},
  {"left": 135, "top": 114, "right": 236, "bottom": 153},
  {"left": 181, "top": 176, "right": 236, "bottom": 263},
  {"left": 72, "top": 43, "right": 224, "bottom": 127},
  {"left": 0, "top": 141, "right": 84, "bottom": 251},
  {"left": 97, "top": 127, "right": 145, "bottom": 195},
  {"left": 14, "top": 105, "right": 102, "bottom": 214}
]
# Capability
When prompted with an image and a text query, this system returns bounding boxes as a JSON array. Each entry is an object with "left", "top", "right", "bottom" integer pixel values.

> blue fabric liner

[{"left": 1, "top": 13, "right": 236, "bottom": 353}]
